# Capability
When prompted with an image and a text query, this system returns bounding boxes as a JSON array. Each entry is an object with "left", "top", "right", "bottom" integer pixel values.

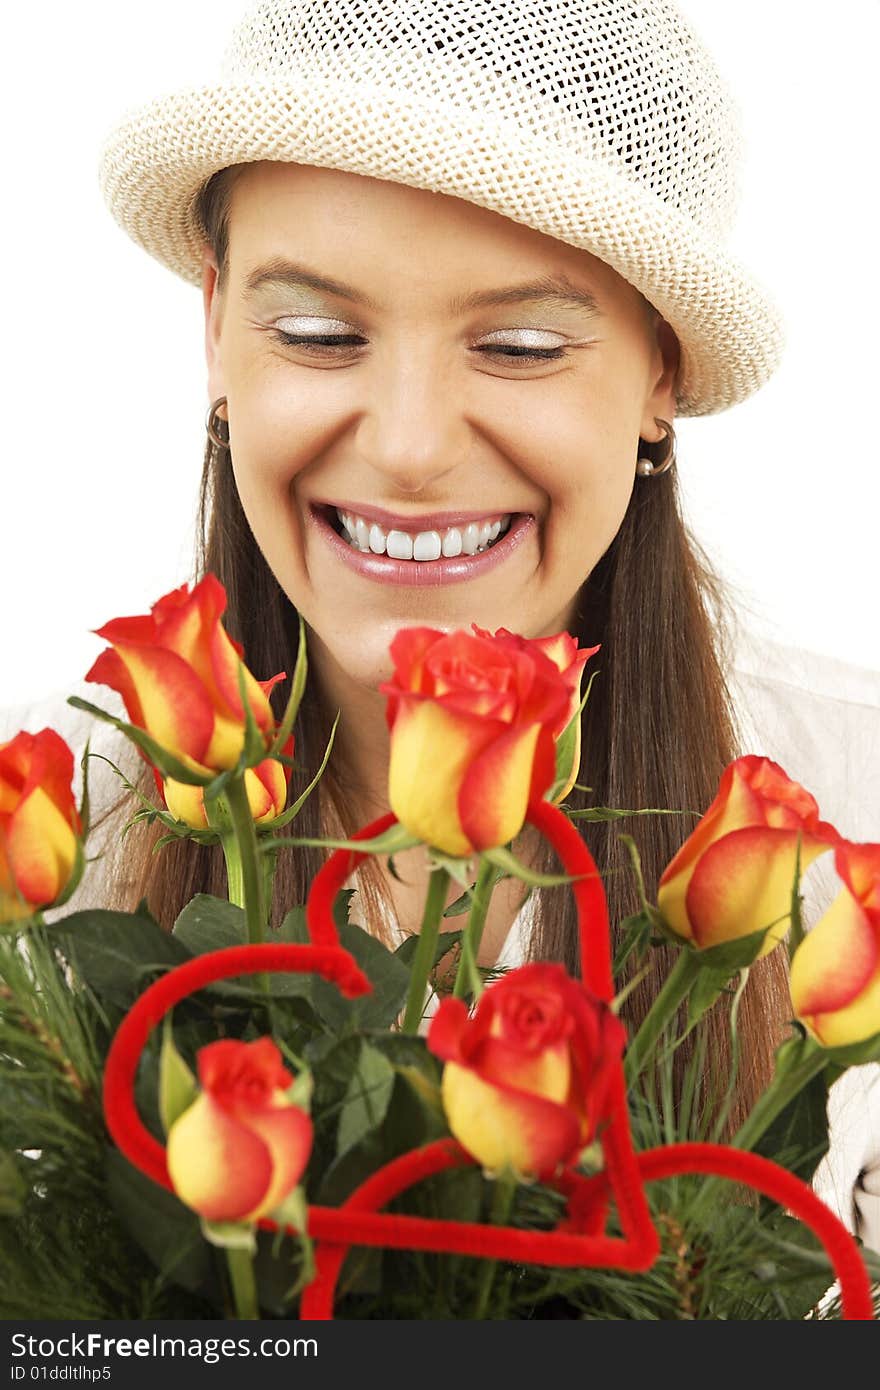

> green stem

[
  {"left": 223, "top": 776, "right": 267, "bottom": 946},
  {"left": 471, "top": 1173, "right": 517, "bottom": 1319},
  {"left": 226, "top": 1247, "right": 259, "bottom": 1320},
  {"left": 453, "top": 858, "right": 497, "bottom": 1002},
  {"left": 402, "top": 866, "right": 452, "bottom": 1035},
  {"left": 686, "top": 1039, "right": 829, "bottom": 1231},
  {"left": 222, "top": 835, "right": 246, "bottom": 910},
  {"left": 731, "top": 1042, "right": 828, "bottom": 1152},
  {"left": 624, "top": 949, "right": 701, "bottom": 1087}
]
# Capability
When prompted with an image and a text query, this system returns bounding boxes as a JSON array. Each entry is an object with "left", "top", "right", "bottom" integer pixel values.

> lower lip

[{"left": 308, "top": 507, "right": 537, "bottom": 586}]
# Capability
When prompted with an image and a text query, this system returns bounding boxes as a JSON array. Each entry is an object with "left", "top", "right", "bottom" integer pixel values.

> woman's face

[{"left": 203, "top": 162, "right": 678, "bottom": 694}]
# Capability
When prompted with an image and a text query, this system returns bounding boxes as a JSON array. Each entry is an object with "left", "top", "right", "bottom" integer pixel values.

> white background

[{"left": 2, "top": 0, "right": 878, "bottom": 708}]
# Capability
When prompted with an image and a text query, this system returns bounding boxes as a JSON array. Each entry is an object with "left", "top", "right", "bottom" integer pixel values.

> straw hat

[{"left": 98, "top": 0, "right": 784, "bottom": 416}]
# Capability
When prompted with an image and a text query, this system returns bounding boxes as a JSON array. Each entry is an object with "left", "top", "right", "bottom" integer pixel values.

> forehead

[{"left": 226, "top": 161, "right": 642, "bottom": 313}]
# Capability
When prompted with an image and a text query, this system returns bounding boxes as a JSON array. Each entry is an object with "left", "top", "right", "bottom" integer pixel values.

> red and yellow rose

[
  {"left": 0, "top": 729, "right": 81, "bottom": 922},
  {"left": 380, "top": 625, "right": 596, "bottom": 857},
  {"left": 790, "top": 841, "right": 880, "bottom": 1048},
  {"left": 428, "top": 962, "right": 626, "bottom": 1178},
  {"left": 657, "top": 755, "right": 841, "bottom": 956},
  {"left": 86, "top": 574, "right": 284, "bottom": 778},
  {"left": 161, "top": 741, "right": 293, "bottom": 830},
  {"left": 472, "top": 625, "right": 598, "bottom": 804},
  {"left": 166, "top": 1037, "right": 312, "bottom": 1223}
]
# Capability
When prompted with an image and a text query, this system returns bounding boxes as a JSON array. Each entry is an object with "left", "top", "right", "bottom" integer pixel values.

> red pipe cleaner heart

[{"left": 101, "top": 799, "right": 874, "bottom": 1320}]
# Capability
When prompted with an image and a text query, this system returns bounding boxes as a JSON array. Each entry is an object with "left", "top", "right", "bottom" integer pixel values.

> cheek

[
  {"left": 223, "top": 357, "right": 331, "bottom": 542},
  {"left": 526, "top": 399, "right": 636, "bottom": 538}
]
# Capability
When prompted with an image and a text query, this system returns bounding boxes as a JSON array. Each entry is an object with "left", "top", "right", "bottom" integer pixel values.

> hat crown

[{"left": 221, "top": 0, "right": 743, "bottom": 239}]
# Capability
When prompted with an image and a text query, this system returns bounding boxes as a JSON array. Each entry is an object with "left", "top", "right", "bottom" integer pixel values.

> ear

[
  {"left": 640, "top": 317, "right": 681, "bottom": 442},
  {"left": 201, "top": 247, "right": 226, "bottom": 403}
]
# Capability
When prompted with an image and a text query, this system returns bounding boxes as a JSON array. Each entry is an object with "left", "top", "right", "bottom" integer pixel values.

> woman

[{"left": 7, "top": 0, "right": 880, "bottom": 1246}]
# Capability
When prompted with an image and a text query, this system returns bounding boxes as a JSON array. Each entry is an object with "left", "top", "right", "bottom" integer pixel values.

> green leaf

[
  {"left": 687, "top": 966, "right": 736, "bottom": 1028},
  {"left": 172, "top": 894, "right": 247, "bottom": 954},
  {"left": 236, "top": 660, "right": 269, "bottom": 770},
  {"left": 787, "top": 832, "right": 806, "bottom": 962},
  {"left": 284, "top": 1068, "right": 314, "bottom": 1113},
  {"left": 822, "top": 1029, "right": 880, "bottom": 1068},
  {"left": 105, "top": 1148, "right": 221, "bottom": 1299},
  {"left": 394, "top": 928, "right": 463, "bottom": 967},
  {"left": 566, "top": 805, "right": 697, "bottom": 823},
  {"left": 612, "top": 911, "right": 654, "bottom": 978},
  {"left": 265, "top": 1186, "right": 315, "bottom": 1299},
  {"left": 0, "top": 1150, "right": 27, "bottom": 1217},
  {"left": 424, "top": 852, "right": 478, "bottom": 889},
  {"left": 442, "top": 865, "right": 509, "bottom": 917},
  {"left": 748, "top": 1210, "right": 841, "bottom": 1317},
  {"left": 694, "top": 923, "right": 780, "bottom": 973},
  {"left": 263, "top": 822, "right": 421, "bottom": 857},
  {"left": 263, "top": 711, "right": 338, "bottom": 830},
  {"left": 158, "top": 1017, "right": 199, "bottom": 1136},
  {"left": 617, "top": 834, "right": 666, "bottom": 931},
  {"left": 482, "top": 844, "right": 579, "bottom": 887},
  {"left": 754, "top": 1063, "right": 830, "bottom": 1185},
  {"left": 66, "top": 696, "right": 215, "bottom": 787},
  {"left": 201, "top": 1218, "right": 257, "bottom": 1252},
  {"left": 337, "top": 1043, "right": 396, "bottom": 1154},
  {"left": 275, "top": 907, "right": 410, "bottom": 1031},
  {"left": 48, "top": 905, "right": 192, "bottom": 1007},
  {"left": 545, "top": 670, "right": 596, "bottom": 802},
  {"left": 268, "top": 612, "right": 308, "bottom": 759}
]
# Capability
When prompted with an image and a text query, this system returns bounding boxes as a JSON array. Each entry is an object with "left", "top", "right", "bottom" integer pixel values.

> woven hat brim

[{"left": 98, "top": 80, "right": 785, "bottom": 416}]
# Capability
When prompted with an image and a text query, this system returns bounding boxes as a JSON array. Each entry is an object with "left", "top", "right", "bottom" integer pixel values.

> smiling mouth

[
  {"left": 325, "top": 505, "right": 515, "bottom": 561},
  {"left": 309, "top": 502, "right": 536, "bottom": 586}
]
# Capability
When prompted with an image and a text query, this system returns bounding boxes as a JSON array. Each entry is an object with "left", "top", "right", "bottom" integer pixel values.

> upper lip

[{"left": 312, "top": 499, "right": 525, "bottom": 532}]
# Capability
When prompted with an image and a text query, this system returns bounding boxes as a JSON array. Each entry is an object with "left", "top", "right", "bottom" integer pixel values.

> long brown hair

[{"left": 105, "top": 167, "right": 789, "bottom": 1131}]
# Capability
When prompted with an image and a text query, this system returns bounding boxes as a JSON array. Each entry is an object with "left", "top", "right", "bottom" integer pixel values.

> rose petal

[
  {"left": 458, "top": 722, "right": 541, "bottom": 852},
  {"left": 426, "top": 996, "right": 471, "bottom": 1064},
  {"left": 167, "top": 1093, "right": 273, "bottom": 1222},
  {"left": 471, "top": 1034, "right": 571, "bottom": 1101},
  {"left": 441, "top": 1061, "right": 581, "bottom": 1177},
  {"left": 7, "top": 785, "right": 78, "bottom": 906},
  {"left": 790, "top": 886, "right": 878, "bottom": 1019},
  {"left": 163, "top": 778, "right": 209, "bottom": 829},
  {"left": 387, "top": 698, "right": 499, "bottom": 856},
  {"left": 239, "top": 1102, "right": 313, "bottom": 1218},
  {"left": 87, "top": 643, "right": 215, "bottom": 766},
  {"left": 685, "top": 824, "right": 833, "bottom": 952}
]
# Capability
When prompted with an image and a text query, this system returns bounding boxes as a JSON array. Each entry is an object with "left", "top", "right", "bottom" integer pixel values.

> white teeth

[
  {"left": 386, "top": 530, "right": 414, "bottom": 560},
  {"left": 413, "top": 530, "right": 442, "bottom": 561},
  {"left": 333, "top": 507, "right": 514, "bottom": 560},
  {"left": 461, "top": 522, "right": 481, "bottom": 556},
  {"left": 441, "top": 528, "right": 463, "bottom": 557}
]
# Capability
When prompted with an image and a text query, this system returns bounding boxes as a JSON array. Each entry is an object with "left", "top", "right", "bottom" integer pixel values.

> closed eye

[{"left": 267, "top": 329, "right": 570, "bottom": 364}]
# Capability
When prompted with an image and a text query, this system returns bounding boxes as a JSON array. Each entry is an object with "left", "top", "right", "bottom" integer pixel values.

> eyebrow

[{"left": 242, "top": 258, "right": 602, "bottom": 317}]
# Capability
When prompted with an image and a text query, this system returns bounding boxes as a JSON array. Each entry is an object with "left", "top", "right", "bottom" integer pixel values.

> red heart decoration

[{"left": 101, "top": 800, "right": 873, "bottom": 1319}]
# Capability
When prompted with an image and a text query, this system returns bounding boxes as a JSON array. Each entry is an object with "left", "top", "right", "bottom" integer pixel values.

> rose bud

[
  {"left": 166, "top": 1037, "right": 312, "bottom": 1223},
  {"left": 0, "top": 729, "right": 82, "bottom": 923},
  {"left": 790, "top": 842, "right": 880, "bottom": 1048},
  {"left": 379, "top": 626, "right": 576, "bottom": 857},
  {"left": 428, "top": 962, "right": 626, "bottom": 1178},
  {"left": 162, "top": 744, "right": 292, "bottom": 830},
  {"left": 86, "top": 574, "right": 284, "bottom": 777},
  {"left": 472, "top": 626, "right": 599, "bottom": 804},
  {"left": 657, "top": 755, "right": 841, "bottom": 956}
]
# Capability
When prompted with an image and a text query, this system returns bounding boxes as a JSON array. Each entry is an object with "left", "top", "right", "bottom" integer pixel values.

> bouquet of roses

[{"left": 1, "top": 575, "right": 878, "bottom": 1320}]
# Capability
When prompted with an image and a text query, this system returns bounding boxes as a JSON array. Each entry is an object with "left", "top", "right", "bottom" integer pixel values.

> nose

[{"left": 353, "top": 349, "right": 471, "bottom": 495}]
